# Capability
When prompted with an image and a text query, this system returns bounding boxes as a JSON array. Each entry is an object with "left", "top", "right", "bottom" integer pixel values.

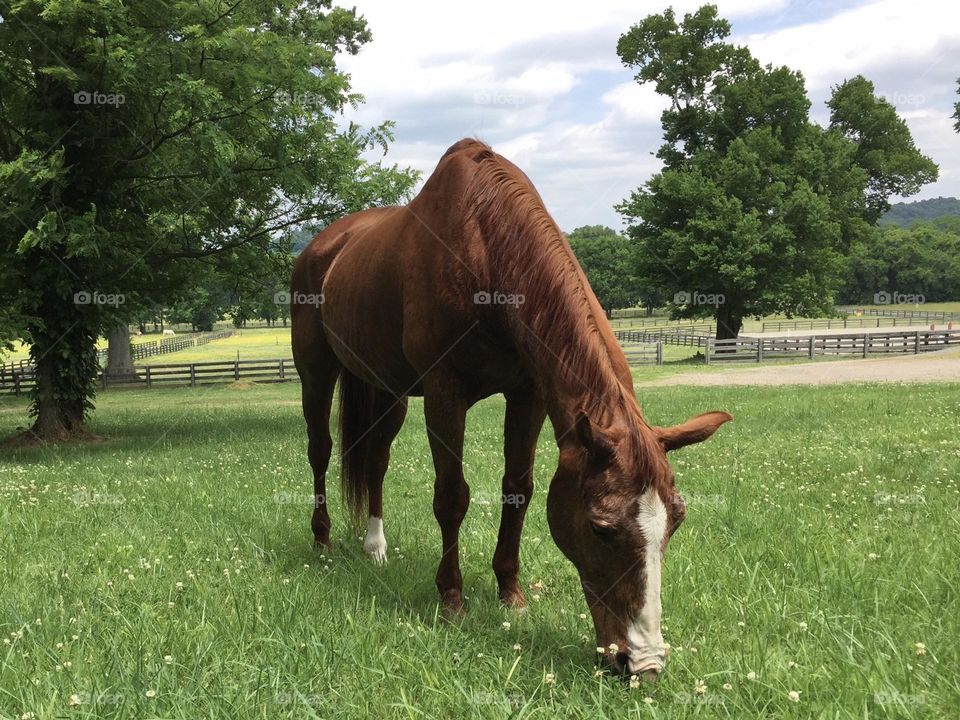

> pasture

[{"left": 1, "top": 382, "right": 958, "bottom": 718}]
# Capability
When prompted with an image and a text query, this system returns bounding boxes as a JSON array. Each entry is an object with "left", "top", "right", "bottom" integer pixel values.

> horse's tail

[{"left": 338, "top": 369, "right": 376, "bottom": 528}]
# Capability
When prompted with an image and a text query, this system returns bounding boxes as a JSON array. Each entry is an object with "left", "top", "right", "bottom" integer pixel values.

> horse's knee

[{"left": 433, "top": 476, "right": 469, "bottom": 524}]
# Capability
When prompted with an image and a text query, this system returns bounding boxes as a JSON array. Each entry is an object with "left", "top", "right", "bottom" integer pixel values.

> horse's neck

[{"left": 496, "top": 241, "right": 637, "bottom": 442}]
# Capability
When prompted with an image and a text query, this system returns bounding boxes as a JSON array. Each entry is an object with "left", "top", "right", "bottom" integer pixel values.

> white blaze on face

[
  {"left": 363, "top": 515, "right": 387, "bottom": 565},
  {"left": 627, "top": 486, "right": 668, "bottom": 674}
]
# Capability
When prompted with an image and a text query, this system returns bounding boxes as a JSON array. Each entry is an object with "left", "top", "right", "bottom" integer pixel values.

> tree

[
  {"left": 841, "top": 223, "right": 960, "bottom": 304},
  {"left": 953, "top": 77, "right": 960, "bottom": 133},
  {"left": 566, "top": 226, "right": 643, "bottom": 315},
  {"left": 0, "top": 1, "right": 417, "bottom": 441},
  {"left": 828, "top": 76, "right": 938, "bottom": 223},
  {"left": 616, "top": 5, "right": 936, "bottom": 339}
]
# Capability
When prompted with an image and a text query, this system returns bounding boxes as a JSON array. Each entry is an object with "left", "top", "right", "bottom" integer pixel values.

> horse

[{"left": 290, "top": 138, "right": 732, "bottom": 678}]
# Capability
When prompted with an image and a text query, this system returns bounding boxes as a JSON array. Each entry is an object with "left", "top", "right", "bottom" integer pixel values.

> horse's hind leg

[
  {"left": 300, "top": 361, "right": 340, "bottom": 550},
  {"left": 360, "top": 391, "right": 408, "bottom": 564}
]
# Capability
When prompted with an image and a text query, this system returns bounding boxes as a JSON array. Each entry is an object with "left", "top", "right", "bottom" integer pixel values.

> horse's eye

[{"left": 590, "top": 522, "right": 617, "bottom": 540}]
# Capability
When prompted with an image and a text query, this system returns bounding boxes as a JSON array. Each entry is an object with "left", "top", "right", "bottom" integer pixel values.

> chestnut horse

[{"left": 291, "top": 139, "right": 731, "bottom": 677}]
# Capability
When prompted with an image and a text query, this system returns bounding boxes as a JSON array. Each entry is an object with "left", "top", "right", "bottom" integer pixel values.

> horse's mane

[{"left": 447, "top": 139, "right": 661, "bottom": 477}]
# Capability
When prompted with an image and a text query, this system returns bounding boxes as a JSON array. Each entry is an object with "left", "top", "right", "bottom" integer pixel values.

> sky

[{"left": 338, "top": 0, "right": 960, "bottom": 232}]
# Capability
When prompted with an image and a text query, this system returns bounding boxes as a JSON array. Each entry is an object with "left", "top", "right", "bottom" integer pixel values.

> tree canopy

[
  {"left": 0, "top": 0, "right": 417, "bottom": 440},
  {"left": 565, "top": 226, "right": 643, "bottom": 315},
  {"left": 616, "top": 4, "right": 937, "bottom": 339}
]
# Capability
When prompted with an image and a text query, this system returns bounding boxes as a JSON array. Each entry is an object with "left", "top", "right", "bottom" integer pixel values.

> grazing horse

[{"left": 291, "top": 139, "right": 731, "bottom": 677}]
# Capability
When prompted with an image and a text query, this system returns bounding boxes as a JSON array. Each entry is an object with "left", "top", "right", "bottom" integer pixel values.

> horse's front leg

[
  {"left": 423, "top": 384, "right": 470, "bottom": 618},
  {"left": 493, "top": 383, "right": 546, "bottom": 608}
]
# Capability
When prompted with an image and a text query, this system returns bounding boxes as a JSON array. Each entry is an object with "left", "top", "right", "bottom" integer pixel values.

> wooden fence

[
  {"left": 621, "top": 341, "right": 663, "bottom": 366},
  {"left": 2, "top": 338, "right": 666, "bottom": 395},
  {"left": 835, "top": 306, "right": 958, "bottom": 322},
  {"left": 762, "top": 316, "right": 953, "bottom": 332},
  {"left": 707, "top": 329, "right": 960, "bottom": 363},
  {"left": 615, "top": 328, "right": 710, "bottom": 348}
]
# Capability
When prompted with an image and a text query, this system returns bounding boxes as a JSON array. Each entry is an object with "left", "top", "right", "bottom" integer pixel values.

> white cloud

[{"left": 344, "top": 0, "right": 960, "bottom": 229}]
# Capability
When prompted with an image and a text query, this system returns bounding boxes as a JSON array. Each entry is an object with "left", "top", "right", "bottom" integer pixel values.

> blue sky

[{"left": 341, "top": 0, "right": 959, "bottom": 231}]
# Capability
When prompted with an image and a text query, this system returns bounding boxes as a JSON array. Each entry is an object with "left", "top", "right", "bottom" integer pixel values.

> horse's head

[{"left": 547, "top": 409, "right": 731, "bottom": 680}]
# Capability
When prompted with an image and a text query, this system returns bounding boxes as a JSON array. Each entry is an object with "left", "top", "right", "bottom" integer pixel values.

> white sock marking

[{"left": 363, "top": 515, "right": 387, "bottom": 565}]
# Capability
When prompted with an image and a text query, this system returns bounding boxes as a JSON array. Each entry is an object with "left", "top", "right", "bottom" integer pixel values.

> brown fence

[
  {"left": 707, "top": 329, "right": 960, "bottom": 363},
  {"left": 615, "top": 328, "right": 710, "bottom": 348},
  {"left": 762, "top": 316, "right": 953, "bottom": 332},
  {"left": 835, "top": 306, "right": 958, "bottom": 322}
]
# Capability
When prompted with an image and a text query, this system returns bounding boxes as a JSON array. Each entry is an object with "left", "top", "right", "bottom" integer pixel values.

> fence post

[
  {"left": 279, "top": 358, "right": 286, "bottom": 379},
  {"left": 656, "top": 341, "right": 663, "bottom": 366},
  {"left": 756, "top": 338, "right": 762, "bottom": 363},
  {"left": 145, "top": 365, "right": 152, "bottom": 388},
  {"left": 234, "top": 360, "right": 239, "bottom": 381},
  {"left": 915, "top": 330, "right": 921, "bottom": 353},
  {"left": 13, "top": 373, "right": 20, "bottom": 396},
  {"left": 190, "top": 364, "right": 196, "bottom": 387},
  {"left": 705, "top": 338, "right": 712, "bottom": 365},
  {"left": 863, "top": 333, "right": 870, "bottom": 358},
  {"left": 809, "top": 336, "right": 815, "bottom": 359}
]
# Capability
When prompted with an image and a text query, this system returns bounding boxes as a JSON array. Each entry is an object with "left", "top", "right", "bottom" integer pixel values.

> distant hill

[{"left": 881, "top": 197, "right": 960, "bottom": 227}]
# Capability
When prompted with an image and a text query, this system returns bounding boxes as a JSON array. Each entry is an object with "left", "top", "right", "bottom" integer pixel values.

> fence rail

[
  {"left": 615, "top": 328, "right": 710, "bottom": 348},
  {"left": 707, "top": 329, "right": 960, "bottom": 363},
  {"left": 763, "top": 316, "right": 954, "bottom": 332},
  {"left": 835, "top": 306, "right": 959, "bottom": 322}
]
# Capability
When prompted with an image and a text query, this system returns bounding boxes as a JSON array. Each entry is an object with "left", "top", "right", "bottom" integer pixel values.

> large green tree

[
  {"left": 566, "top": 225, "right": 643, "bottom": 315},
  {"left": 828, "top": 76, "right": 938, "bottom": 223},
  {"left": 616, "top": 5, "right": 937, "bottom": 339},
  {"left": 0, "top": 1, "right": 416, "bottom": 440}
]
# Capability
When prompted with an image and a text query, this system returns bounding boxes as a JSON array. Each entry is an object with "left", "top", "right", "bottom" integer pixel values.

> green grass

[
  {"left": 141, "top": 327, "right": 292, "bottom": 364},
  {"left": 1, "top": 382, "right": 958, "bottom": 718}
]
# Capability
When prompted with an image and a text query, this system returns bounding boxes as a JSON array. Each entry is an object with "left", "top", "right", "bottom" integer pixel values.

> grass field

[{"left": 1, "top": 381, "right": 957, "bottom": 718}]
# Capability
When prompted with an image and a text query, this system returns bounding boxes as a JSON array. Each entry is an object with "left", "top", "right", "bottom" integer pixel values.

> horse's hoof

[
  {"left": 499, "top": 589, "right": 527, "bottom": 610},
  {"left": 365, "top": 546, "right": 387, "bottom": 565},
  {"left": 440, "top": 591, "right": 465, "bottom": 621}
]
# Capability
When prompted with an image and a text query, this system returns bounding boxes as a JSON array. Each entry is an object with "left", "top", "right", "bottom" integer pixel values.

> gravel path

[{"left": 637, "top": 347, "right": 960, "bottom": 387}]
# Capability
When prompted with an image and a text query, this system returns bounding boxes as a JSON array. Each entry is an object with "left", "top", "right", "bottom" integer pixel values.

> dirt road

[{"left": 637, "top": 347, "right": 960, "bottom": 387}]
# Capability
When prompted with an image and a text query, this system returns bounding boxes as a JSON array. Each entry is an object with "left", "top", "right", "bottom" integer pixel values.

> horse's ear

[
  {"left": 575, "top": 411, "right": 615, "bottom": 468},
  {"left": 655, "top": 411, "right": 732, "bottom": 452}
]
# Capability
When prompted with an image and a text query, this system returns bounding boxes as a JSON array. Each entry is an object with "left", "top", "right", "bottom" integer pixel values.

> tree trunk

[
  {"left": 105, "top": 324, "right": 140, "bottom": 382},
  {"left": 25, "top": 319, "right": 98, "bottom": 443},
  {"left": 715, "top": 305, "right": 743, "bottom": 340}
]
